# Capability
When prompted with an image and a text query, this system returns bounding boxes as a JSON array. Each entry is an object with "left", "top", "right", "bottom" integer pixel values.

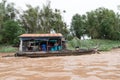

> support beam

[
  {"left": 19, "top": 38, "right": 23, "bottom": 52},
  {"left": 47, "top": 40, "right": 48, "bottom": 51},
  {"left": 61, "top": 38, "right": 62, "bottom": 50}
]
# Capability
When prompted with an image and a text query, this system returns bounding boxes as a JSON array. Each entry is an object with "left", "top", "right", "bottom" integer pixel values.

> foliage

[
  {"left": 0, "top": 0, "right": 24, "bottom": 45},
  {"left": 70, "top": 7, "right": 120, "bottom": 40},
  {"left": 0, "top": 0, "right": 68, "bottom": 45},
  {"left": 19, "top": 1, "right": 69, "bottom": 37},
  {"left": 70, "top": 14, "right": 86, "bottom": 39},
  {"left": 0, "top": 0, "right": 17, "bottom": 28},
  {"left": 0, "top": 45, "right": 18, "bottom": 53},
  {"left": 67, "top": 39, "right": 120, "bottom": 51},
  {"left": 0, "top": 0, "right": 120, "bottom": 46},
  {"left": 1, "top": 20, "right": 24, "bottom": 44}
]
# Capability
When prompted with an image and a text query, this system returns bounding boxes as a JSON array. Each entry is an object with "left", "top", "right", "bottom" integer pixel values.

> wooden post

[
  {"left": 47, "top": 40, "right": 48, "bottom": 51},
  {"left": 19, "top": 38, "right": 23, "bottom": 52},
  {"left": 61, "top": 38, "right": 62, "bottom": 50}
]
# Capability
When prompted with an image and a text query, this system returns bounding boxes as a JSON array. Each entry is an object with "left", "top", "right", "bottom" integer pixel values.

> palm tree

[
  {"left": 19, "top": 1, "right": 69, "bottom": 37},
  {"left": 20, "top": 5, "right": 40, "bottom": 33}
]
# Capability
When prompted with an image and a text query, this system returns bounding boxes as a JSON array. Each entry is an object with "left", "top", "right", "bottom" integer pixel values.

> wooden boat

[
  {"left": 15, "top": 33, "right": 97, "bottom": 57},
  {"left": 15, "top": 49, "right": 96, "bottom": 57}
]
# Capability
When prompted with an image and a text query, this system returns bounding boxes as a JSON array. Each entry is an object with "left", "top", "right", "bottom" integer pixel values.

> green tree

[
  {"left": 2, "top": 20, "right": 24, "bottom": 44},
  {"left": 0, "top": 0, "right": 20, "bottom": 44},
  {"left": 86, "top": 11, "right": 100, "bottom": 39},
  {"left": 40, "top": 2, "right": 53, "bottom": 33},
  {"left": 70, "top": 14, "right": 86, "bottom": 39},
  {"left": 19, "top": 1, "right": 69, "bottom": 37},
  {"left": 0, "top": 0, "right": 16, "bottom": 28},
  {"left": 86, "top": 7, "right": 120, "bottom": 40},
  {"left": 20, "top": 5, "right": 40, "bottom": 33},
  {"left": 71, "top": 7, "right": 120, "bottom": 40},
  {"left": 50, "top": 9, "right": 69, "bottom": 36}
]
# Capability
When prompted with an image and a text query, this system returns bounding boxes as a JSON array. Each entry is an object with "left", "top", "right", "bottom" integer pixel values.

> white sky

[{"left": 6, "top": 0, "right": 120, "bottom": 25}]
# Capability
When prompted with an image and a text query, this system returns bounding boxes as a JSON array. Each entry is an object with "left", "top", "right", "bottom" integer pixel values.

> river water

[{"left": 0, "top": 49, "right": 120, "bottom": 80}]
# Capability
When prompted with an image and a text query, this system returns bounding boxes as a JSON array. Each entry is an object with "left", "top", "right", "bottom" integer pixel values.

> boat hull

[{"left": 15, "top": 49, "right": 95, "bottom": 57}]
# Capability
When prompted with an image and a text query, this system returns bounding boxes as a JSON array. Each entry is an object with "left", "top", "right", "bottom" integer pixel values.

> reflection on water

[{"left": 0, "top": 49, "right": 120, "bottom": 80}]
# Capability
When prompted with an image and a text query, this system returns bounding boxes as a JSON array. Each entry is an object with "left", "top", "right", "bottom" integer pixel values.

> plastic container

[
  {"left": 41, "top": 44, "right": 46, "bottom": 51},
  {"left": 51, "top": 47, "right": 55, "bottom": 51},
  {"left": 58, "top": 46, "right": 62, "bottom": 50}
]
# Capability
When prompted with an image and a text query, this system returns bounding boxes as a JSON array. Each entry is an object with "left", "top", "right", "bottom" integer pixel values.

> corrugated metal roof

[{"left": 19, "top": 33, "right": 63, "bottom": 37}]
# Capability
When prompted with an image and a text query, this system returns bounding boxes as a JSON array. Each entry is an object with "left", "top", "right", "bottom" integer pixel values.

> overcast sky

[{"left": 7, "top": 0, "right": 120, "bottom": 25}]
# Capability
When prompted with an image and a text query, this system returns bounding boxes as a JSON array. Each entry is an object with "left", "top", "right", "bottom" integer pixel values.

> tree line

[
  {"left": 0, "top": 0, "right": 68, "bottom": 45},
  {"left": 71, "top": 7, "right": 120, "bottom": 40},
  {"left": 0, "top": 0, "right": 120, "bottom": 45}
]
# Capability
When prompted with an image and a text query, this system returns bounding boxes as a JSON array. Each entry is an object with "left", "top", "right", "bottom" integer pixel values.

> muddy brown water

[{"left": 0, "top": 49, "right": 120, "bottom": 80}]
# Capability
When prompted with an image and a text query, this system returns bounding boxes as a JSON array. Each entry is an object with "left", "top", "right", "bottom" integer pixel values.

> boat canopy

[
  {"left": 18, "top": 33, "right": 65, "bottom": 52},
  {"left": 19, "top": 33, "right": 63, "bottom": 40}
]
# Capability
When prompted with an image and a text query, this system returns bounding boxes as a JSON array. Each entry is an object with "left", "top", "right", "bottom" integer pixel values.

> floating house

[
  {"left": 16, "top": 33, "right": 95, "bottom": 57},
  {"left": 19, "top": 33, "right": 65, "bottom": 52}
]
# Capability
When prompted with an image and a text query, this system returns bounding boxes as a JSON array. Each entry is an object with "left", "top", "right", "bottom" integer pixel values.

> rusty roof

[{"left": 19, "top": 33, "right": 63, "bottom": 37}]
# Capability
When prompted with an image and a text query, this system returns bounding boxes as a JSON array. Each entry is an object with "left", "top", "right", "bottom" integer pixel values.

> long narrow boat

[
  {"left": 15, "top": 49, "right": 96, "bottom": 57},
  {"left": 16, "top": 33, "right": 97, "bottom": 57}
]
